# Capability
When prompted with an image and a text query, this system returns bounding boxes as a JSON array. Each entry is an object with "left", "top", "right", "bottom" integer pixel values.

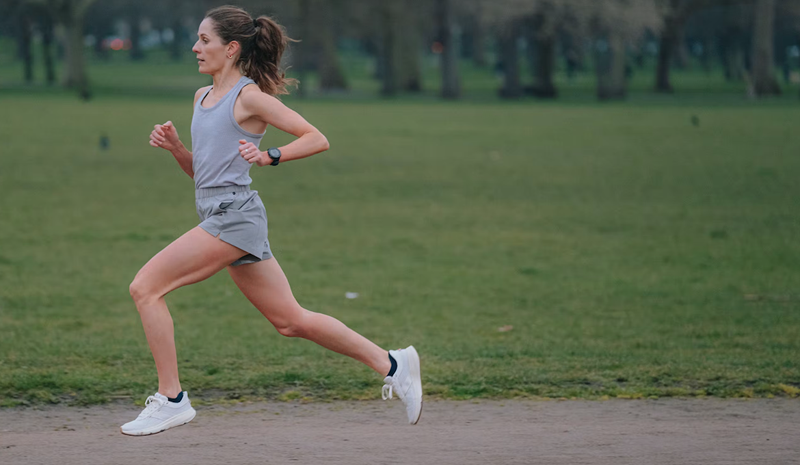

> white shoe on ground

[
  {"left": 382, "top": 345, "right": 423, "bottom": 425},
  {"left": 120, "top": 391, "right": 196, "bottom": 436}
]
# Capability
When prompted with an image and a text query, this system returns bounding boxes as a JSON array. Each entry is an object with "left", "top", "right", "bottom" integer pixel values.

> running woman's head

[{"left": 193, "top": 5, "right": 298, "bottom": 96}]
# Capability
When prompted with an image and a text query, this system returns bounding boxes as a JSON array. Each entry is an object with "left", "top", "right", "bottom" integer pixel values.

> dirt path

[{"left": 1, "top": 398, "right": 797, "bottom": 464}]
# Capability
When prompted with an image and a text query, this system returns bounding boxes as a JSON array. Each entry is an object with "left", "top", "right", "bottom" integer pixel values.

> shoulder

[
  {"left": 193, "top": 85, "right": 212, "bottom": 106},
  {"left": 240, "top": 83, "right": 287, "bottom": 112},
  {"left": 240, "top": 83, "right": 277, "bottom": 104}
]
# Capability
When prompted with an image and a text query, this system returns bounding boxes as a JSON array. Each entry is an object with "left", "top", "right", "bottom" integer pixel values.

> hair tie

[{"left": 253, "top": 18, "right": 259, "bottom": 28}]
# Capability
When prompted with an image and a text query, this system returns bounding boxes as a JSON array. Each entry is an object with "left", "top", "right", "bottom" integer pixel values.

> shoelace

[
  {"left": 137, "top": 395, "right": 166, "bottom": 419},
  {"left": 382, "top": 376, "right": 394, "bottom": 400}
]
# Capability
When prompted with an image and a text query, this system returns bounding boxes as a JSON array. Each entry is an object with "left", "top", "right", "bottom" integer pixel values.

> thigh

[
  {"left": 226, "top": 257, "right": 301, "bottom": 324},
  {"left": 134, "top": 226, "right": 249, "bottom": 297}
]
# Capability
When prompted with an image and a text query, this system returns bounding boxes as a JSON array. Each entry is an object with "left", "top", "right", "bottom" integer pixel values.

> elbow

[{"left": 319, "top": 133, "right": 330, "bottom": 152}]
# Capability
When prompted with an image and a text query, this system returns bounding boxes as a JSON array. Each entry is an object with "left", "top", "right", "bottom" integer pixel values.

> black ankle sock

[
  {"left": 167, "top": 392, "right": 184, "bottom": 403},
  {"left": 387, "top": 353, "right": 397, "bottom": 377}
]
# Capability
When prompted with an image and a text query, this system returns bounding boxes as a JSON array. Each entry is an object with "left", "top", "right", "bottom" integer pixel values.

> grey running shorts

[{"left": 195, "top": 185, "right": 273, "bottom": 266}]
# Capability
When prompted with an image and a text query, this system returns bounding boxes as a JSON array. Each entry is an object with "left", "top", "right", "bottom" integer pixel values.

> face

[{"left": 192, "top": 18, "right": 239, "bottom": 75}]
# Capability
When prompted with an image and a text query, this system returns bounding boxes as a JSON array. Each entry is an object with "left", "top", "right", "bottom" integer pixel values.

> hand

[
  {"left": 149, "top": 121, "right": 180, "bottom": 151},
  {"left": 238, "top": 139, "right": 266, "bottom": 166}
]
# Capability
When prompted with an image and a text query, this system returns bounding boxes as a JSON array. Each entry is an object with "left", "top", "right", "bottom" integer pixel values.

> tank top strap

[
  {"left": 196, "top": 86, "right": 213, "bottom": 110},
  {"left": 223, "top": 76, "right": 255, "bottom": 111}
]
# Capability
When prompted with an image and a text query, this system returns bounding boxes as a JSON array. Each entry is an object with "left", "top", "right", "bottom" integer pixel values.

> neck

[{"left": 210, "top": 68, "right": 243, "bottom": 93}]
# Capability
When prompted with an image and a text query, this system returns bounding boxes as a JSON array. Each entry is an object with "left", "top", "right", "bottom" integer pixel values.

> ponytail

[
  {"left": 245, "top": 16, "right": 299, "bottom": 96},
  {"left": 205, "top": 5, "right": 299, "bottom": 97}
]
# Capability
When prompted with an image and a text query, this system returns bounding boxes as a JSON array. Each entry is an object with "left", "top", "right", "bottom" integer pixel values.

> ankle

[{"left": 159, "top": 387, "right": 183, "bottom": 398}]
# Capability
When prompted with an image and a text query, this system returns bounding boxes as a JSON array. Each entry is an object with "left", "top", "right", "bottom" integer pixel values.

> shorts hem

[{"left": 198, "top": 224, "right": 268, "bottom": 262}]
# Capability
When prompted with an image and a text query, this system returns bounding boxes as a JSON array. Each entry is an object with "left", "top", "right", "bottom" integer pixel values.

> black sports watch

[{"left": 266, "top": 147, "right": 281, "bottom": 166}]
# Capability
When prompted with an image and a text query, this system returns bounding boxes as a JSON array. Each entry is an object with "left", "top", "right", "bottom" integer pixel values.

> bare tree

[
  {"left": 437, "top": 0, "right": 461, "bottom": 99},
  {"left": 379, "top": 1, "right": 400, "bottom": 96},
  {"left": 38, "top": 0, "right": 100, "bottom": 99},
  {"left": 654, "top": 0, "right": 753, "bottom": 93},
  {"left": 574, "top": 0, "right": 660, "bottom": 100},
  {"left": 315, "top": 0, "right": 348, "bottom": 91},
  {"left": 17, "top": 3, "right": 35, "bottom": 84},
  {"left": 469, "top": 0, "right": 542, "bottom": 99},
  {"left": 41, "top": 6, "right": 56, "bottom": 84},
  {"left": 751, "top": 0, "right": 781, "bottom": 95},
  {"left": 525, "top": 1, "right": 558, "bottom": 98}
]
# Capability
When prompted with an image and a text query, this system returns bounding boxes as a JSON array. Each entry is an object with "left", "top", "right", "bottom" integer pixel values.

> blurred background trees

[{"left": 1, "top": 0, "right": 799, "bottom": 100}]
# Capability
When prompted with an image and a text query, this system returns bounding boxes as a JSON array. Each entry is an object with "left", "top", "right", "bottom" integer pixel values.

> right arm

[{"left": 148, "top": 86, "right": 211, "bottom": 180}]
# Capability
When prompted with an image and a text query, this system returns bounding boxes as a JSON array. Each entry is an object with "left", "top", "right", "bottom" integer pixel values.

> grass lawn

[{"left": 0, "top": 52, "right": 799, "bottom": 406}]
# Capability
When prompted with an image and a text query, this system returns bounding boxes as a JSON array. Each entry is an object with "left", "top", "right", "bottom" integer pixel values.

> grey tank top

[{"left": 191, "top": 75, "right": 265, "bottom": 189}]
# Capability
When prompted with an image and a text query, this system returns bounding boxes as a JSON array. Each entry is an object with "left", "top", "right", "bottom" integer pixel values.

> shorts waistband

[{"left": 195, "top": 185, "right": 251, "bottom": 199}]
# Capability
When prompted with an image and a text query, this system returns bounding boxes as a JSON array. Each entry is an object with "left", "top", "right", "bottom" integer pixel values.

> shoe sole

[
  {"left": 120, "top": 407, "right": 196, "bottom": 436},
  {"left": 406, "top": 346, "right": 423, "bottom": 425}
]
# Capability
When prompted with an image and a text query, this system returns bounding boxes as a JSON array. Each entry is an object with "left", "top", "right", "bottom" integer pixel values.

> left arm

[{"left": 238, "top": 91, "right": 329, "bottom": 167}]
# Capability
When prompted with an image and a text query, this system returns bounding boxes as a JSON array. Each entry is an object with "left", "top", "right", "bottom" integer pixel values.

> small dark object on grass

[
  {"left": 709, "top": 229, "right": 727, "bottom": 239},
  {"left": 691, "top": 115, "right": 700, "bottom": 127},
  {"left": 99, "top": 134, "right": 110, "bottom": 150}
]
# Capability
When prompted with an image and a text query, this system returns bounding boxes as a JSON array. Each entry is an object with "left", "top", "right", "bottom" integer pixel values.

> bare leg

[
  {"left": 227, "top": 256, "right": 392, "bottom": 376},
  {"left": 129, "top": 227, "right": 253, "bottom": 397}
]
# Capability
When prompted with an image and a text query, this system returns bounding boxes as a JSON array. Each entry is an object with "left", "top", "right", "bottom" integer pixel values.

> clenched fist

[
  {"left": 149, "top": 121, "right": 180, "bottom": 151},
  {"left": 238, "top": 139, "right": 267, "bottom": 166}
]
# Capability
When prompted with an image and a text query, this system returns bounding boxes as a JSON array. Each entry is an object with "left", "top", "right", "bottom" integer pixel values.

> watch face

[{"left": 268, "top": 148, "right": 281, "bottom": 159}]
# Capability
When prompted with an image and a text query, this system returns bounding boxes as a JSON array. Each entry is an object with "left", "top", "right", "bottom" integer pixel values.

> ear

[{"left": 227, "top": 41, "right": 240, "bottom": 58}]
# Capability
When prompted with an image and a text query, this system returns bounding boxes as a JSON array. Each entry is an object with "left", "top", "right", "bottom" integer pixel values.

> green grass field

[{"left": 1, "top": 49, "right": 799, "bottom": 406}]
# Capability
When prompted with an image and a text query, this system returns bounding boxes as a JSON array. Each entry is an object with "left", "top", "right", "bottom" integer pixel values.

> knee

[
  {"left": 273, "top": 308, "right": 309, "bottom": 338},
  {"left": 129, "top": 275, "right": 160, "bottom": 307}
]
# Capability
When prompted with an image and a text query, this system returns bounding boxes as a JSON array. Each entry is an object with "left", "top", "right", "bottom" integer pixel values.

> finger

[
  {"left": 149, "top": 140, "right": 159, "bottom": 147},
  {"left": 154, "top": 124, "right": 161, "bottom": 130},
  {"left": 164, "top": 121, "right": 173, "bottom": 128},
  {"left": 239, "top": 139, "right": 247, "bottom": 145},
  {"left": 156, "top": 129, "right": 165, "bottom": 137}
]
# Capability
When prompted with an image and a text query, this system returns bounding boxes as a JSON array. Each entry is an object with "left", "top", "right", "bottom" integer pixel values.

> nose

[{"left": 192, "top": 42, "right": 200, "bottom": 54}]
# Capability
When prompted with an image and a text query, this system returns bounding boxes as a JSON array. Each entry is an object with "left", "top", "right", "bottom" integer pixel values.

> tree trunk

[
  {"left": 42, "top": 10, "right": 56, "bottom": 85},
  {"left": 655, "top": 16, "right": 678, "bottom": 93},
  {"left": 525, "top": 14, "right": 557, "bottom": 99},
  {"left": 61, "top": 7, "right": 91, "bottom": 100},
  {"left": 380, "top": 2, "right": 398, "bottom": 96},
  {"left": 129, "top": 8, "right": 145, "bottom": 61},
  {"left": 468, "top": 10, "right": 487, "bottom": 68},
  {"left": 437, "top": 0, "right": 460, "bottom": 99},
  {"left": 398, "top": 27, "right": 422, "bottom": 92},
  {"left": 311, "top": 0, "right": 347, "bottom": 92},
  {"left": 294, "top": 0, "right": 311, "bottom": 98},
  {"left": 751, "top": 0, "right": 780, "bottom": 96},
  {"left": 562, "top": 33, "right": 582, "bottom": 80},
  {"left": 19, "top": 12, "right": 34, "bottom": 83},
  {"left": 318, "top": 38, "right": 347, "bottom": 91},
  {"left": 498, "top": 23, "right": 522, "bottom": 99},
  {"left": 596, "top": 32, "right": 627, "bottom": 101}
]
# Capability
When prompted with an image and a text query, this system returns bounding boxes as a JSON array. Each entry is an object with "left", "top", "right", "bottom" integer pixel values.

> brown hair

[{"left": 205, "top": 5, "right": 298, "bottom": 96}]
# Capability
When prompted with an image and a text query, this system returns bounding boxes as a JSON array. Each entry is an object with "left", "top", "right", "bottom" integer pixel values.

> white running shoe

[
  {"left": 120, "top": 391, "right": 196, "bottom": 436},
  {"left": 382, "top": 346, "right": 423, "bottom": 425}
]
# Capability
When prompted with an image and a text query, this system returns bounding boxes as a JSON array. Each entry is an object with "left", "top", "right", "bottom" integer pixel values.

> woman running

[{"left": 120, "top": 5, "right": 422, "bottom": 436}]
